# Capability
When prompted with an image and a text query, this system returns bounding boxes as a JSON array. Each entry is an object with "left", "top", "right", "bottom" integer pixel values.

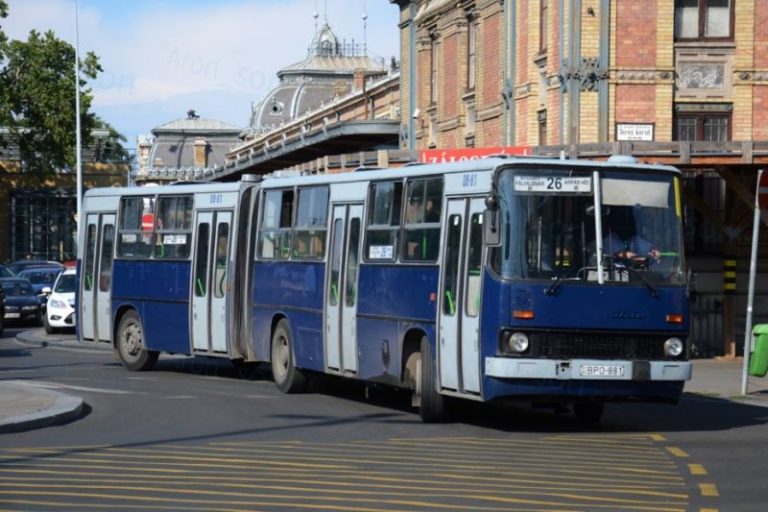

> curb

[{"left": 0, "top": 383, "right": 86, "bottom": 434}]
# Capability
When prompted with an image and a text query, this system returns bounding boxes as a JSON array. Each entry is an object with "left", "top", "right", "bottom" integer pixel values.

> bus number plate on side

[{"left": 579, "top": 364, "right": 626, "bottom": 378}]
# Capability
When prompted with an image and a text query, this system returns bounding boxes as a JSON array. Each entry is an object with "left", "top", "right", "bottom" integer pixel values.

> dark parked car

[
  {"left": 0, "top": 278, "right": 43, "bottom": 325},
  {"left": 8, "top": 259, "right": 64, "bottom": 275},
  {"left": 17, "top": 267, "right": 63, "bottom": 309},
  {"left": 0, "top": 264, "right": 14, "bottom": 278}
]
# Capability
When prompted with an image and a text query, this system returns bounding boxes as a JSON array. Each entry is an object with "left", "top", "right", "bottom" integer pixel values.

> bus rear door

[
  {"left": 325, "top": 203, "right": 363, "bottom": 374},
  {"left": 81, "top": 213, "right": 115, "bottom": 343},
  {"left": 438, "top": 197, "right": 484, "bottom": 395}
]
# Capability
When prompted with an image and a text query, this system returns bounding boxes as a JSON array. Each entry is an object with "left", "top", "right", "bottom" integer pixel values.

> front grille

[{"left": 529, "top": 331, "right": 666, "bottom": 359}]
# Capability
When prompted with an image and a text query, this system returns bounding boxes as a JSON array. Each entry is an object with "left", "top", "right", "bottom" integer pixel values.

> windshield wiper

[
  {"left": 544, "top": 265, "right": 579, "bottom": 296},
  {"left": 620, "top": 265, "right": 658, "bottom": 298}
]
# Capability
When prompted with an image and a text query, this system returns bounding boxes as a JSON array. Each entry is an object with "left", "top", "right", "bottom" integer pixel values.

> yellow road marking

[
  {"left": 666, "top": 447, "right": 689, "bottom": 458},
  {"left": 0, "top": 475, "right": 689, "bottom": 500},
  {"left": 688, "top": 464, "right": 707, "bottom": 475},
  {"left": 0, "top": 435, "right": 702, "bottom": 512},
  {"left": 0, "top": 489, "right": 689, "bottom": 512}
]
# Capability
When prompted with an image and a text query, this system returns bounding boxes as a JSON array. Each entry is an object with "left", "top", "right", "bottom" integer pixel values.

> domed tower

[{"left": 247, "top": 20, "right": 388, "bottom": 137}]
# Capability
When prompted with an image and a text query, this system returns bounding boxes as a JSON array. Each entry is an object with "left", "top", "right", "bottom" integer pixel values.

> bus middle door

[
  {"left": 191, "top": 210, "right": 232, "bottom": 354},
  {"left": 325, "top": 204, "right": 362, "bottom": 375},
  {"left": 438, "top": 197, "right": 484, "bottom": 395}
]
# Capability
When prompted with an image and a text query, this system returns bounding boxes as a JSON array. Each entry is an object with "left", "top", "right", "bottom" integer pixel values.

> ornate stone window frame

[{"left": 675, "top": 49, "right": 733, "bottom": 100}]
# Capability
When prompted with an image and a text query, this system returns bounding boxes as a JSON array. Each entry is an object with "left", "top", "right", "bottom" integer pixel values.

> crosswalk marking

[{"left": 0, "top": 436, "right": 714, "bottom": 511}]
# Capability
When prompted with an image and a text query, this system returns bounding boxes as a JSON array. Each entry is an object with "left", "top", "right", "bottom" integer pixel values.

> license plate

[
  {"left": 5, "top": 313, "right": 20, "bottom": 319},
  {"left": 579, "top": 364, "right": 625, "bottom": 378}
]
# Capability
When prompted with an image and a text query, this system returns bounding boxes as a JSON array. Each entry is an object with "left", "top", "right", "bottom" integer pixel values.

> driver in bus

[
  {"left": 615, "top": 233, "right": 661, "bottom": 267},
  {"left": 589, "top": 228, "right": 660, "bottom": 268}
]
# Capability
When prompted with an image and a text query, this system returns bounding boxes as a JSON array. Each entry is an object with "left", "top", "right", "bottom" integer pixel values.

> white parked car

[{"left": 44, "top": 268, "right": 76, "bottom": 334}]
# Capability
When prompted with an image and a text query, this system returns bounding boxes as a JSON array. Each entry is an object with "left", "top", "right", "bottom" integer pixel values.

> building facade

[
  {"left": 133, "top": 111, "right": 242, "bottom": 184},
  {"left": 392, "top": 0, "right": 767, "bottom": 150}
]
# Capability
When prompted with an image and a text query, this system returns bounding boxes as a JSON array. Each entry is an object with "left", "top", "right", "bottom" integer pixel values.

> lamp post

[{"left": 74, "top": 0, "right": 83, "bottom": 231}]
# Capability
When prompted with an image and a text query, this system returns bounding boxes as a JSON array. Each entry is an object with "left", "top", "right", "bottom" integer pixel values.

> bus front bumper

[{"left": 485, "top": 358, "right": 692, "bottom": 382}]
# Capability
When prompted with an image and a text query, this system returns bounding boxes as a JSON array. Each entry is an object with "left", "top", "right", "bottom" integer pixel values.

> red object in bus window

[{"left": 142, "top": 213, "right": 154, "bottom": 232}]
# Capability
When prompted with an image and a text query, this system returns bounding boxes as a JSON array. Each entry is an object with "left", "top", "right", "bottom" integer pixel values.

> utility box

[{"left": 748, "top": 324, "right": 768, "bottom": 377}]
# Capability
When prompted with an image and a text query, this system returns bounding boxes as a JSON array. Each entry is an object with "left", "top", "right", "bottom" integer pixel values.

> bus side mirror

[{"left": 483, "top": 209, "right": 501, "bottom": 247}]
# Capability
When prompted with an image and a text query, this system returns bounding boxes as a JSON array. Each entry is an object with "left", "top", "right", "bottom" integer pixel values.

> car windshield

[
  {"left": 54, "top": 273, "right": 76, "bottom": 293},
  {"left": 20, "top": 270, "right": 59, "bottom": 285},
  {"left": 491, "top": 167, "right": 686, "bottom": 286},
  {"left": 0, "top": 266, "right": 13, "bottom": 278},
  {"left": 1, "top": 280, "right": 35, "bottom": 295}
]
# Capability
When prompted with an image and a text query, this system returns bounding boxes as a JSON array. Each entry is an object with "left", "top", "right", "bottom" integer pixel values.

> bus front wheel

[
  {"left": 271, "top": 319, "right": 306, "bottom": 393},
  {"left": 116, "top": 311, "right": 158, "bottom": 371}
]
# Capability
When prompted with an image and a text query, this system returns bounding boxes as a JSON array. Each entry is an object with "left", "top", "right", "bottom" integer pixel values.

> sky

[{"left": 3, "top": 0, "right": 400, "bottom": 150}]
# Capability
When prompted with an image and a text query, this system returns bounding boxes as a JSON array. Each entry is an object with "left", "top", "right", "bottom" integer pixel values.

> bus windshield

[{"left": 492, "top": 167, "right": 685, "bottom": 286}]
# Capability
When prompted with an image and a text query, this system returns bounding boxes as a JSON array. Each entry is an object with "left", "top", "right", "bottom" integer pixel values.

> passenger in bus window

[{"left": 425, "top": 198, "right": 440, "bottom": 223}]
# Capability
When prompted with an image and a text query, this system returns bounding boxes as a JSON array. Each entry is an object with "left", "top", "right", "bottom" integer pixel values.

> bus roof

[
  {"left": 84, "top": 156, "right": 681, "bottom": 197},
  {"left": 83, "top": 180, "right": 247, "bottom": 198},
  {"left": 257, "top": 155, "right": 681, "bottom": 189}
]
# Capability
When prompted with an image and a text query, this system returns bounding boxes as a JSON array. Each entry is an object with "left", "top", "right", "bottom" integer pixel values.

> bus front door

[
  {"left": 191, "top": 211, "right": 232, "bottom": 353},
  {"left": 438, "top": 198, "right": 484, "bottom": 395},
  {"left": 81, "top": 213, "right": 115, "bottom": 343},
  {"left": 325, "top": 204, "right": 362, "bottom": 374}
]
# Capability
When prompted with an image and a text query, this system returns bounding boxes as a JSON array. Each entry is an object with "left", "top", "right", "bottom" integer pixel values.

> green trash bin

[{"left": 748, "top": 324, "right": 768, "bottom": 377}]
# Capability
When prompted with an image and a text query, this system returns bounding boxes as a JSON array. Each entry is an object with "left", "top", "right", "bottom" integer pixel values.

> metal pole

[
  {"left": 741, "top": 168, "right": 763, "bottom": 395},
  {"left": 74, "top": 0, "right": 83, "bottom": 234}
]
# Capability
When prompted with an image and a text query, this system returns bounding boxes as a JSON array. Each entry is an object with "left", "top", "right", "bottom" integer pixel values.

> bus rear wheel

[
  {"left": 271, "top": 319, "right": 306, "bottom": 393},
  {"left": 116, "top": 311, "right": 158, "bottom": 371},
  {"left": 418, "top": 336, "right": 448, "bottom": 423}
]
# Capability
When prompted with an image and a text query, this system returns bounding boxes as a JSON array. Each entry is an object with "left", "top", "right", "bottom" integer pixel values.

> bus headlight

[
  {"left": 508, "top": 332, "right": 530, "bottom": 354},
  {"left": 664, "top": 337, "right": 684, "bottom": 357}
]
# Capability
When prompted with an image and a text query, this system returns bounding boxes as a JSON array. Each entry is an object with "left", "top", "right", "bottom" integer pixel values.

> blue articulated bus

[{"left": 79, "top": 156, "right": 692, "bottom": 422}]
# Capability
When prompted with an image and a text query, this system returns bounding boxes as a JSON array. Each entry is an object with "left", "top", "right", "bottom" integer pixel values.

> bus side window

[
  {"left": 117, "top": 196, "right": 154, "bottom": 258},
  {"left": 154, "top": 196, "right": 193, "bottom": 260},
  {"left": 259, "top": 189, "right": 294, "bottom": 260},
  {"left": 294, "top": 186, "right": 329, "bottom": 259},
  {"left": 364, "top": 180, "right": 402, "bottom": 262},
  {"left": 403, "top": 177, "right": 443, "bottom": 262}
]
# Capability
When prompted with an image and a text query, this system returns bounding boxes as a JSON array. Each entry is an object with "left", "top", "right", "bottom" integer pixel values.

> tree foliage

[{"left": 0, "top": 2, "right": 128, "bottom": 173}]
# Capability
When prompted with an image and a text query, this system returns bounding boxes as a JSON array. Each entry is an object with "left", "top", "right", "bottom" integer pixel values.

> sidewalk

[
  {"left": 0, "top": 329, "right": 95, "bottom": 433},
  {"left": 3, "top": 329, "right": 768, "bottom": 433}
]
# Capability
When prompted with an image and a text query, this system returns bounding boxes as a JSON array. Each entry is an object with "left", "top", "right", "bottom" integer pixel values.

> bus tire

[
  {"left": 116, "top": 310, "right": 158, "bottom": 371},
  {"left": 419, "top": 336, "right": 448, "bottom": 422},
  {"left": 271, "top": 319, "right": 306, "bottom": 394},
  {"left": 573, "top": 401, "right": 604, "bottom": 424}
]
